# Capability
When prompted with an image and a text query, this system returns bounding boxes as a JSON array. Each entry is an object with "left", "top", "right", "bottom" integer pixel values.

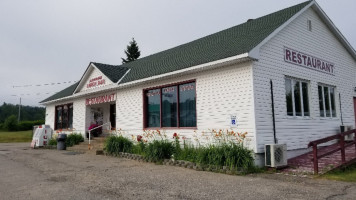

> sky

[{"left": 0, "top": 0, "right": 355, "bottom": 107}]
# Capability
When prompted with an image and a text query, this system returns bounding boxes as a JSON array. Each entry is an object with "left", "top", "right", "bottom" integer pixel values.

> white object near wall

[
  {"left": 230, "top": 114, "right": 237, "bottom": 127},
  {"left": 31, "top": 125, "right": 52, "bottom": 148}
]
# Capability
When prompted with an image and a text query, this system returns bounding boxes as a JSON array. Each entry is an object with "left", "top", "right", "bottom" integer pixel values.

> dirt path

[{"left": 0, "top": 143, "right": 355, "bottom": 200}]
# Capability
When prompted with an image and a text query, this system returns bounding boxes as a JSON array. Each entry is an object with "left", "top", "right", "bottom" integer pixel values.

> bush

[
  {"left": 144, "top": 140, "right": 175, "bottom": 162},
  {"left": 65, "top": 133, "right": 84, "bottom": 147},
  {"left": 49, "top": 138, "right": 57, "bottom": 146},
  {"left": 0, "top": 123, "right": 3, "bottom": 130},
  {"left": 18, "top": 120, "right": 45, "bottom": 131},
  {"left": 105, "top": 135, "right": 133, "bottom": 156},
  {"left": 4, "top": 115, "right": 18, "bottom": 131}
]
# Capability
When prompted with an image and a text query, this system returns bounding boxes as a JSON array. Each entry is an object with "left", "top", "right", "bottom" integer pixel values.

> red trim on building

[{"left": 142, "top": 79, "right": 197, "bottom": 129}]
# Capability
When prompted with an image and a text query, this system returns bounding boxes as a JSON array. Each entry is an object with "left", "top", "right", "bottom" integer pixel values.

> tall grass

[
  {"left": 65, "top": 133, "right": 84, "bottom": 147},
  {"left": 105, "top": 135, "right": 133, "bottom": 156}
]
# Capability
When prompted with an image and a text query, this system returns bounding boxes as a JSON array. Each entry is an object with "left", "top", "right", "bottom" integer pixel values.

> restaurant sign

[
  {"left": 284, "top": 47, "right": 335, "bottom": 75},
  {"left": 87, "top": 76, "right": 106, "bottom": 88},
  {"left": 86, "top": 93, "right": 116, "bottom": 106}
]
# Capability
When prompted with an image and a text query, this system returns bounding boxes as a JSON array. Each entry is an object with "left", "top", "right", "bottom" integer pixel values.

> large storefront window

[
  {"left": 318, "top": 85, "right": 336, "bottom": 118},
  {"left": 285, "top": 78, "right": 310, "bottom": 117},
  {"left": 55, "top": 103, "right": 73, "bottom": 130},
  {"left": 144, "top": 81, "right": 196, "bottom": 128}
]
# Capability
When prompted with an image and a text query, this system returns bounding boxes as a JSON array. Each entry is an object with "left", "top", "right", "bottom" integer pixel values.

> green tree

[
  {"left": 121, "top": 38, "right": 141, "bottom": 64},
  {"left": 4, "top": 115, "right": 18, "bottom": 131}
]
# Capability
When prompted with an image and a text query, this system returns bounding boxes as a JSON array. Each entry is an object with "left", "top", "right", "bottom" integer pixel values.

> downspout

[{"left": 270, "top": 80, "right": 277, "bottom": 144}]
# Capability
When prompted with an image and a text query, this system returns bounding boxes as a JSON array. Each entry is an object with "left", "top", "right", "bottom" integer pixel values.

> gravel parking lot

[{"left": 0, "top": 143, "right": 355, "bottom": 200}]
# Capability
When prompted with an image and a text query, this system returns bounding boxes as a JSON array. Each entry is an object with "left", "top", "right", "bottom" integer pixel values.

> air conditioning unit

[
  {"left": 265, "top": 144, "right": 287, "bottom": 168},
  {"left": 345, "top": 126, "right": 354, "bottom": 142}
]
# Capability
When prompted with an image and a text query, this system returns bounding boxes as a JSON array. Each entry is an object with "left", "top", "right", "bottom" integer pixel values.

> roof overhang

[
  {"left": 248, "top": 0, "right": 356, "bottom": 61},
  {"left": 41, "top": 53, "right": 252, "bottom": 105}
]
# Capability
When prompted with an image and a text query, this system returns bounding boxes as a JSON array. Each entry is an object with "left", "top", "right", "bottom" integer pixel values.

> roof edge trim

[
  {"left": 248, "top": 1, "right": 314, "bottom": 59},
  {"left": 40, "top": 53, "right": 250, "bottom": 105}
]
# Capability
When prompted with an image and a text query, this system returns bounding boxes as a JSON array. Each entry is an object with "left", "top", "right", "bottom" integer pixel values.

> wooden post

[
  {"left": 313, "top": 144, "right": 318, "bottom": 174},
  {"left": 340, "top": 134, "right": 346, "bottom": 163}
]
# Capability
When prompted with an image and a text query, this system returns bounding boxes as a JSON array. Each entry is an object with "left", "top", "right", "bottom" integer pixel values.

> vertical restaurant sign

[
  {"left": 284, "top": 47, "right": 335, "bottom": 75},
  {"left": 86, "top": 93, "right": 116, "bottom": 105}
]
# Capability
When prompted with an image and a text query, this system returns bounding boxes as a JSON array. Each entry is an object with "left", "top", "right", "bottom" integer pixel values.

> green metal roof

[
  {"left": 119, "top": 1, "right": 311, "bottom": 83},
  {"left": 92, "top": 62, "right": 129, "bottom": 83},
  {"left": 41, "top": 1, "right": 311, "bottom": 104},
  {"left": 40, "top": 82, "right": 79, "bottom": 103}
]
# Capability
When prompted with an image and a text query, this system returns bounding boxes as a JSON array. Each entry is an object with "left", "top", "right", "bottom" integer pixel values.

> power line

[
  {"left": 12, "top": 80, "right": 77, "bottom": 88},
  {"left": 10, "top": 92, "right": 54, "bottom": 97}
]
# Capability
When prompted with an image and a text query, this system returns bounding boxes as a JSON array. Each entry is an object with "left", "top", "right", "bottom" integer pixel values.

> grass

[
  {"left": 0, "top": 130, "right": 33, "bottom": 143},
  {"left": 321, "top": 163, "right": 356, "bottom": 182}
]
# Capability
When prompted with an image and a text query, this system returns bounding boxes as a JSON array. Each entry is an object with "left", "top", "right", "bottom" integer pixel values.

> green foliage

[
  {"left": 4, "top": 115, "right": 18, "bottom": 131},
  {"left": 65, "top": 133, "right": 84, "bottom": 147},
  {"left": 322, "top": 163, "right": 356, "bottom": 182},
  {"left": 105, "top": 135, "right": 133, "bottom": 156},
  {"left": 132, "top": 141, "right": 146, "bottom": 155},
  {"left": 121, "top": 38, "right": 141, "bottom": 64},
  {"left": 17, "top": 120, "right": 45, "bottom": 131},
  {"left": 144, "top": 140, "right": 175, "bottom": 162},
  {"left": 0, "top": 102, "right": 45, "bottom": 123},
  {"left": 173, "top": 141, "right": 254, "bottom": 171},
  {"left": 48, "top": 138, "right": 57, "bottom": 146},
  {"left": 0, "top": 123, "right": 3, "bottom": 130},
  {"left": 104, "top": 133, "right": 254, "bottom": 171}
]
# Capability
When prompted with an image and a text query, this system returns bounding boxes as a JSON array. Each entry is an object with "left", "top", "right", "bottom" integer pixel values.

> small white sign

[{"left": 230, "top": 115, "right": 237, "bottom": 127}]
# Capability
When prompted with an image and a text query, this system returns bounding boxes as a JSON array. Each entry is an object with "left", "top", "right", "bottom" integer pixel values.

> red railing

[{"left": 308, "top": 129, "right": 356, "bottom": 174}]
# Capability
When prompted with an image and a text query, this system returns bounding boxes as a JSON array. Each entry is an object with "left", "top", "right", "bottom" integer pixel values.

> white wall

[
  {"left": 116, "top": 61, "right": 257, "bottom": 149},
  {"left": 77, "top": 66, "right": 114, "bottom": 93},
  {"left": 45, "top": 104, "right": 55, "bottom": 128},
  {"left": 253, "top": 8, "right": 356, "bottom": 153}
]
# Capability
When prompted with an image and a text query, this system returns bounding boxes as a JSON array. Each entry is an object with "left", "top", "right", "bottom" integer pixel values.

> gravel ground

[{"left": 0, "top": 143, "right": 356, "bottom": 200}]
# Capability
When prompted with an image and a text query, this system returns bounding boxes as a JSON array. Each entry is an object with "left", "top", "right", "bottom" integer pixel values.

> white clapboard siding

[
  {"left": 253, "top": 7, "right": 356, "bottom": 153},
  {"left": 116, "top": 61, "right": 257, "bottom": 150},
  {"left": 77, "top": 66, "right": 114, "bottom": 93}
]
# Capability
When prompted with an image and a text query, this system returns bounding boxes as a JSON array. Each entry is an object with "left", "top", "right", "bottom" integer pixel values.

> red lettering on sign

[{"left": 284, "top": 47, "right": 335, "bottom": 75}]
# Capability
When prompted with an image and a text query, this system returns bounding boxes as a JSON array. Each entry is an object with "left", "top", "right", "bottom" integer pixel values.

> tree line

[{"left": 0, "top": 102, "right": 45, "bottom": 123}]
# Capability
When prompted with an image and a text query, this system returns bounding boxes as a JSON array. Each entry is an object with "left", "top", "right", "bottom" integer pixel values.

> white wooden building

[{"left": 41, "top": 1, "right": 356, "bottom": 166}]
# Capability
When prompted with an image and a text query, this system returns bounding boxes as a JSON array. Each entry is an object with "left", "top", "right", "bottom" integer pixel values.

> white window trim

[
  {"left": 318, "top": 84, "right": 337, "bottom": 118},
  {"left": 285, "top": 77, "right": 310, "bottom": 118}
]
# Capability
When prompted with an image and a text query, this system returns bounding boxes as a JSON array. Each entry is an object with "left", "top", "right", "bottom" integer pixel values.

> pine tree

[{"left": 121, "top": 38, "right": 141, "bottom": 64}]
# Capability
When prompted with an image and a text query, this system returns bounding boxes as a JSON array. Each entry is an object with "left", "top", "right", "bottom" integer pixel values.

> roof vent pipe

[{"left": 247, "top": 19, "right": 254, "bottom": 22}]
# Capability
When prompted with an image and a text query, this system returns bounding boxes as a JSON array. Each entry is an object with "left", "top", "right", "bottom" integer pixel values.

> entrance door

[
  {"left": 110, "top": 104, "right": 116, "bottom": 129},
  {"left": 354, "top": 98, "right": 356, "bottom": 127}
]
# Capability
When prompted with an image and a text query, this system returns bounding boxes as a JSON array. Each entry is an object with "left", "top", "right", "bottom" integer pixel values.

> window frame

[
  {"left": 55, "top": 103, "right": 73, "bottom": 130},
  {"left": 143, "top": 79, "right": 197, "bottom": 129},
  {"left": 318, "top": 84, "right": 337, "bottom": 118},
  {"left": 285, "top": 77, "right": 310, "bottom": 117}
]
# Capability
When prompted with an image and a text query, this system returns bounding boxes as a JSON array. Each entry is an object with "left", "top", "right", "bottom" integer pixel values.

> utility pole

[{"left": 18, "top": 97, "right": 21, "bottom": 123}]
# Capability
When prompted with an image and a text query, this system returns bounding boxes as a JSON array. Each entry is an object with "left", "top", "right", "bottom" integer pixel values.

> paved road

[{"left": 0, "top": 143, "right": 355, "bottom": 200}]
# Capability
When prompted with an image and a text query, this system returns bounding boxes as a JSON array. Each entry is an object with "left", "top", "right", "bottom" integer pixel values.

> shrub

[
  {"left": 4, "top": 115, "right": 18, "bottom": 131},
  {"left": 144, "top": 140, "right": 175, "bottom": 162},
  {"left": 48, "top": 138, "right": 57, "bottom": 146},
  {"left": 132, "top": 141, "right": 146, "bottom": 155},
  {"left": 17, "top": 120, "right": 45, "bottom": 131},
  {"left": 105, "top": 135, "right": 133, "bottom": 156},
  {"left": 65, "top": 133, "right": 84, "bottom": 147}
]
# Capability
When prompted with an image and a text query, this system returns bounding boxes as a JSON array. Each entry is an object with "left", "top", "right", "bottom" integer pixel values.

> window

[
  {"left": 307, "top": 19, "right": 312, "bottom": 31},
  {"left": 285, "top": 78, "right": 310, "bottom": 117},
  {"left": 318, "top": 85, "right": 336, "bottom": 117},
  {"left": 144, "top": 81, "right": 196, "bottom": 128},
  {"left": 55, "top": 103, "right": 73, "bottom": 129}
]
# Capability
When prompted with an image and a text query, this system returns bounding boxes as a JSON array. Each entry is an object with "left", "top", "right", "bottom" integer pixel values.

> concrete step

[{"left": 66, "top": 137, "right": 107, "bottom": 155}]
